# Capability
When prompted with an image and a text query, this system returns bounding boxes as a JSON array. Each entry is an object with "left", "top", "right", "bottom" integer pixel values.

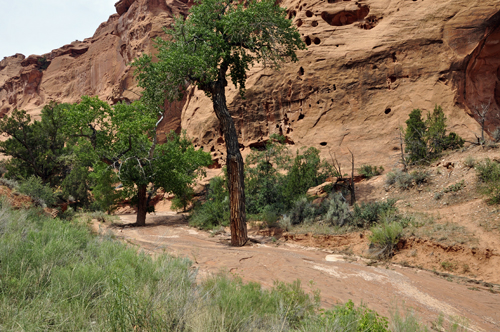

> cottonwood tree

[
  {"left": 65, "top": 96, "right": 211, "bottom": 225},
  {"left": 134, "top": 0, "right": 305, "bottom": 245}
]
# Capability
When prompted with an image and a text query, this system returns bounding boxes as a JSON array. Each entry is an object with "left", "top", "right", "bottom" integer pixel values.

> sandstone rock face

[
  {"left": 0, "top": 0, "right": 189, "bottom": 129},
  {"left": 1, "top": 0, "right": 500, "bottom": 168},
  {"left": 182, "top": 0, "right": 500, "bottom": 168}
]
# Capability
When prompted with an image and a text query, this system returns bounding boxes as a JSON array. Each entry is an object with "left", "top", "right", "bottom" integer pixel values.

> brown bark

[
  {"left": 202, "top": 69, "right": 248, "bottom": 246},
  {"left": 136, "top": 184, "right": 148, "bottom": 226},
  {"left": 348, "top": 148, "right": 355, "bottom": 205}
]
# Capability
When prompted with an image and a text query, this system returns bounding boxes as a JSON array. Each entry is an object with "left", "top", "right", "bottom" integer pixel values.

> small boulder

[{"left": 306, "top": 181, "right": 334, "bottom": 198}]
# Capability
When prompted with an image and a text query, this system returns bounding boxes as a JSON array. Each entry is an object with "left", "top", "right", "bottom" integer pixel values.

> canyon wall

[{"left": 1, "top": 0, "right": 500, "bottom": 168}]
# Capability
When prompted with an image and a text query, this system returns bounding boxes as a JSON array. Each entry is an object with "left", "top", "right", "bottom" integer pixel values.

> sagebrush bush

[
  {"left": 0, "top": 177, "right": 18, "bottom": 189},
  {"left": 323, "top": 192, "right": 351, "bottom": 226},
  {"left": 492, "top": 128, "right": 500, "bottom": 143},
  {"left": 17, "top": 175, "right": 57, "bottom": 207},
  {"left": 385, "top": 169, "right": 429, "bottom": 190},
  {"left": 396, "top": 171, "right": 414, "bottom": 190},
  {"left": 261, "top": 205, "right": 279, "bottom": 226},
  {"left": 410, "top": 170, "right": 429, "bottom": 185},
  {"left": 288, "top": 196, "right": 324, "bottom": 225},
  {"left": 475, "top": 158, "right": 500, "bottom": 204},
  {"left": 358, "top": 165, "right": 384, "bottom": 179},
  {"left": 369, "top": 222, "right": 403, "bottom": 258},
  {"left": 463, "top": 155, "right": 476, "bottom": 169},
  {"left": 352, "top": 199, "right": 397, "bottom": 228}
]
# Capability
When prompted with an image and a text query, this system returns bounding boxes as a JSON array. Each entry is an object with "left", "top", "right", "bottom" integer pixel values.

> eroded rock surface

[
  {"left": 0, "top": 0, "right": 189, "bottom": 133},
  {"left": 1, "top": 0, "right": 500, "bottom": 167}
]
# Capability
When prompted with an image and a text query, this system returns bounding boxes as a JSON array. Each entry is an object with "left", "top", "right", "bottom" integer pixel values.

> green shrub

[
  {"left": 171, "top": 186, "right": 195, "bottom": 212},
  {"left": 405, "top": 109, "right": 428, "bottom": 163},
  {"left": 441, "top": 261, "right": 457, "bottom": 272},
  {"left": 411, "top": 170, "right": 429, "bottom": 185},
  {"left": 85, "top": 210, "right": 117, "bottom": 223},
  {"left": 396, "top": 171, "right": 414, "bottom": 190},
  {"left": 245, "top": 137, "right": 336, "bottom": 214},
  {"left": 0, "top": 103, "right": 71, "bottom": 187},
  {"left": 434, "top": 191, "right": 443, "bottom": 200},
  {"left": 352, "top": 199, "right": 397, "bottom": 228},
  {"left": 323, "top": 192, "right": 351, "bottom": 226},
  {"left": 386, "top": 169, "right": 429, "bottom": 190},
  {"left": 58, "top": 206, "right": 76, "bottom": 221},
  {"left": 245, "top": 134, "right": 290, "bottom": 214},
  {"left": 386, "top": 169, "right": 413, "bottom": 189},
  {"left": 475, "top": 158, "right": 500, "bottom": 204},
  {"left": 369, "top": 222, "right": 403, "bottom": 258},
  {"left": 299, "top": 300, "right": 389, "bottom": 332},
  {"left": 404, "top": 106, "right": 463, "bottom": 164},
  {"left": 190, "top": 176, "right": 230, "bottom": 229},
  {"left": 358, "top": 165, "right": 384, "bottom": 179},
  {"left": 442, "top": 132, "right": 464, "bottom": 151},
  {"left": 0, "top": 177, "right": 18, "bottom": 189},
  {"left": 288, "top": 196, "right": 323, "bottom": 225},
  {"left": 425, "top": 106, "right": 463, "bottom": 155},
  {"left": 261, "top": 205, "right": 279, "bottom": 226},
  {"left": 17, "top": 176, "right": 57, "bottom": 207},
  {"left": 444, "top": 180, "right": 465, "bottom": 193},
  {"left": 200, "top": 277, "right": 319, "bottom": 330},
  {"left": 463, "top": 156, "right": 476, "bottom": 169},
  {"left": 37, "top": 56, "right": 50, "bottom": 70},
  {"left": 389, "top": 307, "right": 428, "bottom": 332},
  {"left": 61, "top": 163, "right": 93, "bottom": 208},
  {"left": 281, "top": 147, "right": 335, "bottom": 208},
  {"left": 492, "top": 128, "right": 500, "bottom": 142}
]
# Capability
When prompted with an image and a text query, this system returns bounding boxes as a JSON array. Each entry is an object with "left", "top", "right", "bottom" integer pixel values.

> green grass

[
  {"left": 0, "top": 200, "right": 395, "bottom": 331},
  {"left": 0, "top": 201, "right": 196, "bottom": 331},
  {"left": 369, "top": 222, "right": 403, "bottom": 258},
  {"left": 0, "top": 200, "right": 465, "bottom": 331}
]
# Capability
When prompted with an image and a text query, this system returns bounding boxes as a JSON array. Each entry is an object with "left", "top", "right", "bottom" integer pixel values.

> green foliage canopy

[
  {"left": 0, "top": 102, "right": 71, "bottom": 186},
  {"left": 64, "top": 96, "right": 212, "bottom": 213},
  {"left": 405, "top": 106, "right": 464, "bottom": 163},
  {"left": 404, "top": 109, "right": 427, "bottom": 163},
  {"left": 133, "top": 0, "right": 306, "bottom": 105}
]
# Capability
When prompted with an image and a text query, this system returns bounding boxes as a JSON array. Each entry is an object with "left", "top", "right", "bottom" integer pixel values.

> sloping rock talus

[{"left": 1, "top": 0, "right": 500, "bottom": 167}]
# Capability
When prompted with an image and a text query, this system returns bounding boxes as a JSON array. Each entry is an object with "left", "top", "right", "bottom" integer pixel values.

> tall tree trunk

[
  {"left": 209, "top": 79, "right": 248, "bottom": 246},
  {"left": 136, "top": 184, "right": 148, "bottom": 226}
]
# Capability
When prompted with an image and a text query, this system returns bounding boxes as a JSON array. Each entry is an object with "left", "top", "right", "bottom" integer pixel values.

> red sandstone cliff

[{"left": 1, "top": 0, "right": 500, "bottom": 167}]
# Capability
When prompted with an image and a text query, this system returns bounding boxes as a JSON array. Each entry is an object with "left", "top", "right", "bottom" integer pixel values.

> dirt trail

[{"left": 100, "top": 212, "right": 500, "bottom": 332}]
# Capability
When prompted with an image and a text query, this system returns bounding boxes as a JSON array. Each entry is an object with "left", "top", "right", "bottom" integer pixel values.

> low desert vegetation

[
  {"left": 475, "top": 158, "right": 500, "bottom": 204},
  {"left": 358, "top": 164, "right": 384, "bottom": 179},
  {"left": 190, "top": 135, "right": 339, "bottom": 230},
  {"left": 385, "top": 169, "right": 430, "bottom": 190},
  {"left": 0, "top": 98, "right": 211, "bottom": 224},
  {"left": 404, "top": 105, "right": 464, "bottom": 164},
  {"left": 17, "top": 175, "right": 57, "bottom": 207},
  {"left": 369, "top": 222, "right": 404, "bottom": 259},
  {"left": 1, "top": 200, "right": 440, "bottom": 331}
]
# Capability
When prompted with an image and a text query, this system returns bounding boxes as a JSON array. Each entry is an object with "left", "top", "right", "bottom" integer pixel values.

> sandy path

[{"left": 101, "top": 212, "right": 500, "bottom": 331}]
